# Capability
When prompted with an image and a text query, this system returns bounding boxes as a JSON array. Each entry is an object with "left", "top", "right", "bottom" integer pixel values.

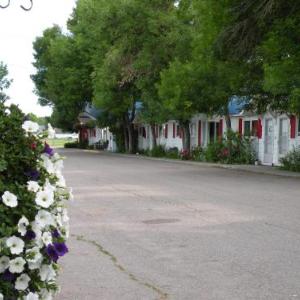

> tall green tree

[
  {"left": 0, "top": 62, "right": 12, "bottom": 102},
  {"left": 219, "top": 0, "right": 300, "bottom": 113},
  {"left": 31, "top": 26, "right": 93, "bottom": 131},
  {"left": 159, "top": 0, "right": 246, "bottom": 149}
]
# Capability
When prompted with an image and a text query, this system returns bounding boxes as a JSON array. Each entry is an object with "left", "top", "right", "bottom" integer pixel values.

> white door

[
  {"left": 264, "top": 118, "right": 274, "bottom": 164},
  {"left": 278, "top": 118, "right": 289, "bottom": 156}
]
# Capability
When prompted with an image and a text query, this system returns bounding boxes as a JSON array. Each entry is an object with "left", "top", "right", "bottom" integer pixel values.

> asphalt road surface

[{"left": 58, "top": 149, "right": 300, "bottom": 300}]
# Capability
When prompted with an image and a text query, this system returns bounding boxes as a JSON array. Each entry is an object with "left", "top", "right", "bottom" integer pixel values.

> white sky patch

[{"left": 0, "top": 0, "right": 76, "bottom": 116}]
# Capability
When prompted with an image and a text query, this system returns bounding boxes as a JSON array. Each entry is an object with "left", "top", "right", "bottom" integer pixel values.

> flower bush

[
  {"left": 0, "top": 103, "right": 72, "bottom": 300},
  {"left": 205, "top": 131, "right": 256, "bottom": 164},
  {"left": 280, "top": 147, "right": 300, "bottom": 172}
]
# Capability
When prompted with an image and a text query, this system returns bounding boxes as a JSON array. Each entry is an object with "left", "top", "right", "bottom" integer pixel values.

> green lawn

[{"left": 47, "top": 138, "right": 77, "bottom": 148}]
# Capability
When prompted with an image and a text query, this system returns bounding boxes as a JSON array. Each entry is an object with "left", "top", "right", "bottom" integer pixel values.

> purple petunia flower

[
  {"left": 53, "top": 242, "right": 69, "bottom": 257},
  {"left": 25, "top": 230, "right": 36, "bottom": 240},
  {"left": 44, "top": 143, "right": 54, "bottom": 157},
  {"left": 52, "top": 229, "right": 60, "bottom": 239},
  {"left": 25, "top": 170, "right": 40, "bottom": 180},
  {"left": 46, "top": 244, "right": 59, "bottom": 262},
  {"left": 2, "top": 270, "right": 15, "bottom": 281}
]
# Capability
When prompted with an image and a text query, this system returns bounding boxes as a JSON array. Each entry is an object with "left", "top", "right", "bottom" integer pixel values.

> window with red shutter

[
  {"left": 239, "top": 118, "right": 243, "bottom": 135},
  {"left": 173, "top": 123, "right": 176, "bottom": 138},
  {"left": 198, "top": 121, "right": 202, "bottom": 146},
  {"left": 257, "top": 118, "right": 263, "bottom": 139},
  {"left": 290, "top": 115, "right": 296, "bottom": 139}
]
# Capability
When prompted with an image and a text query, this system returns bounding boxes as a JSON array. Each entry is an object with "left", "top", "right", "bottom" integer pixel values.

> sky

[{"left": 0, "top": 0, "right": 77, "bottom": 116}]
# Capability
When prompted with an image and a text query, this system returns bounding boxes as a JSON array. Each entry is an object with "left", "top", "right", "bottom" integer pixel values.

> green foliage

[
  {"left": 64, "top": 142, "right": 79, "bottom": 149},
  {"left": 280, "top": 148, "right": 300, "bottom": 172},
  {"left": 205, "top": 131, "right": 256, "bottom": 164},
  {"left": 31, "top": 26, "right": 92, "bottom": 131},
  {"left": 191, "top": 146, "right": 205, "bottom": 161},
  {"left": 150, "top": 145, "right": 166, "bottom": 157},
  {"left": 27, "top": 113, "right": 49, "bottom": 126},
  {"left": 0, "top": 62, "right": 12, "bottom": 102},
  {"left": 165, "top": 147, "right": 180, "bottom": 159},
  {"left": 0, "top": 103, "right": 71, "bottom": 298}
]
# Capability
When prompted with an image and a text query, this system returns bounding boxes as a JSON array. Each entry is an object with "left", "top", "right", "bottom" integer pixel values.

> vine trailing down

[{"left": 0, "top": 103, "right": 72, "bottom": 300}]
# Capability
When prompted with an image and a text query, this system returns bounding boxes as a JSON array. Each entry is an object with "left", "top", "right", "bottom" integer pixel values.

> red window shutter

[
  {"left": 165, "top": 124, "right": 168, "bottom": 139},
  {"left": 239, "top": 118, "right": 243, "bottom": 136},
  {"left": 290, "top": 115, "right": 296, "bottom": 139},
  {"left": 257, "top": 118, "right": 262, "bottom": 139},
  {"left": 198, "top": 120, "right": 202, "bottom": 146},
  {"left": 252, "top": 120, "right": 258, "bottom": 137},
  {"left": 173, "top": 123, "right": 176, "bottom": 138},
  {"left": 219, "top": 119, "right": 223, "bottom": 138}
]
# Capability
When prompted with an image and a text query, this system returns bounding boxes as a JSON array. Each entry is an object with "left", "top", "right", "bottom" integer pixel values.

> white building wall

[{"left": 137, "top": 113, "right": 299, "bottom": 166}]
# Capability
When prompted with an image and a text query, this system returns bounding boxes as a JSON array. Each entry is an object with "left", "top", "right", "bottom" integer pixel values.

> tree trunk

[
  {"left": 182, "top": 121, "right": 191, "bottom": 151},
  {"left": 150, "top": 124, "right": 157, "bottom": 149},
  {"left": 123, "top": 122, "right": 129, "bottom": 152},
  {"left": 225, "top": 114, "right": 232, "bottom": 131},
  {"left": 127, "top": 123, "right": 134, "bottom": 154}
]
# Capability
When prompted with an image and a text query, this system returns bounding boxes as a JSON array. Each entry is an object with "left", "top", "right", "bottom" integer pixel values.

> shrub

[
  {"left": 205, "top": 142, "right": 224, "bottom": 162},
  {"left": 205, "top": 131, "right": 255, "bottom": 164},
  {"left": 165, "top": 147, "right": 179, "bottom": 159},
  {"left": 64, "top": 142, "right": 79, "bottom": 148},
  {"left": 191, "top": 146, "right": 205, "bottom": 161},
  {"left": 180, "top": 149, "right": 191, "bottom": 160},
  {"left": 280, "top": 147, "right": 300, "bottom": 172},
  {"left": 78, "top": 140, "right": 89, "bottom": 149},
  {"left": 150, "top": 145, "right": 166, "bottom": 157},
  {"left": 0, "top": 103, "right": 71, "bottom": 299}
]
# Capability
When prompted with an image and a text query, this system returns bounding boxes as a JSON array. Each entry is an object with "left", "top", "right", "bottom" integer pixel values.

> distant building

[{"left": 77, "top": 104, "right": 117, "bottom": 152}]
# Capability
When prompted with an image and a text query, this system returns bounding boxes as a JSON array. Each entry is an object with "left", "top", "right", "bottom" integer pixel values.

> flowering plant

[
  {"left": 180, "top": 149, "right": 190, "bottom": 160},
  {"left": 0, "top": 104, "right": 72, "bottom": 300}
]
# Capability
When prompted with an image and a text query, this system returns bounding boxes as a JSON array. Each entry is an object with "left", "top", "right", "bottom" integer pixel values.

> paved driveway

[{"left": 59, "top": 149, "right": 300, "bottom": 300}]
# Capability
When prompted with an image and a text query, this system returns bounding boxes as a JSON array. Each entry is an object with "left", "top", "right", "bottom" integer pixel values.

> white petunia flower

[
  {"left": 62, "top": 208, "right": 70, "bottom": 223},
  {"left": 28, "top": 254, "right": 42, "bottom": 270},
  {"left": 0, "top": 293, "right": 3, "bottom": 300},
  {"left": 69, "top": 188, "right": 74, "bottom": 201},
  {"left": 1, "top": 191, "right": 18, "bottom": 207},
  {"left": 26, "top": 247, "right": 42, "bottom": 264},
  {"left": 5, "top": 108, "right": 10, "bottom": 115},
  {"left": 18, "top": 216, "right": 29, "bottom": 236},
  {"left": 41, "top": 232, "right": 52, "bottom": 246},
  {"left": 44, "top": 179, "right": 56, "bottom": 192},
  {"left": 0, "top": 256, "right": 9, "bottom": 273},
  {"left": 55, "top": 172, "right": 66, "bottom": 187},
  {"left": 53, "top": 160, "right": 64, "bottom": 174},
  {"left": 35, "top": 189, "right": 54, "bottom": 208},
  {"left": 40, "top": 288, "right": 53, "bottom": 300},
  {"left": 9, "top": 257, "right": 26, "bottom": 273},
  {"left": 6, "top": 236, "right": 24, "bottom": 255},
  {"left": 25, "top": 292, "right": 39, "bottom": 300},
  {"left": 35, "top": 210, "right": 54, "bottom": 228},
  {"left": 39, "top": 264, "right": 56, "bottom": 282},
  {"left": 27, "top": 181, "right": 40, "bottom": 193},
  {"left": 22, "top": 120, "right": 39, "bottom": 133},
  {"left": 41, "top": 154, "right": 55, "bottom": 174},
  {"left": 48, "top": 123, "right": 55, "bottom": 139},
  {"left": 15, "top": 273, "right": 30, "bottom": 290}
]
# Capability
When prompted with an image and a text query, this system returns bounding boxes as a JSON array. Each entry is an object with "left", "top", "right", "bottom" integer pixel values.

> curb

[{"left": 76, "top": 149, "right": 300, "bottom": 179}]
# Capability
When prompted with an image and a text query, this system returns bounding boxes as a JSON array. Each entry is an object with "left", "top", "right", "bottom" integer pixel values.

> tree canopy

[
  {"left": 31, "top": 0, "right": 300, "bottom": 150},
  {"left": 0, "top": 62, "right": 11, "bottom": 103}
]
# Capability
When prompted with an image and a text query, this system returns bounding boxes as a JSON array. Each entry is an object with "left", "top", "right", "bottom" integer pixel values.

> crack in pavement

[{"left": 73, "top": 234, "right": 169, "bottom": 300}]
